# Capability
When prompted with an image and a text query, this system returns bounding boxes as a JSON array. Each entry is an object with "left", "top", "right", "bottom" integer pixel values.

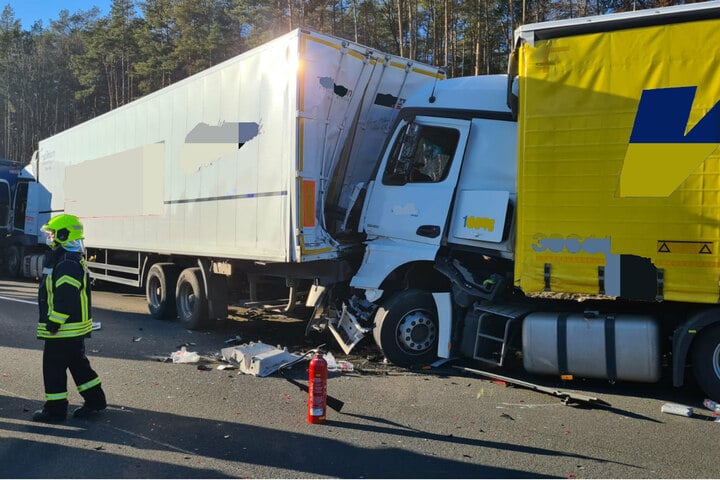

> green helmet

[{"left": 42, "top": 214, "right": 84, "bottom": 246}]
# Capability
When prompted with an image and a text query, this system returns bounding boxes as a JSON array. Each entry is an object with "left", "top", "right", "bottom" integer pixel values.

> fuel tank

[{"left": 522, "top": 311, "right": 661, "bottom": 382}]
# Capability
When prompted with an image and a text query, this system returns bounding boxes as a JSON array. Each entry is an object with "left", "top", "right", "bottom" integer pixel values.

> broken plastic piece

[
  {"left": 91, "top": 322, "right": 101, "bottom": 331},
  {"left": 171, "top": 346, "right": 200, "bottom": 364},
  {"left": 703, "top": 398, "right": 720, "bottom": 414},
  {"left": 661, "top": 402, "right": 693, "bottom": 417},
  {"left": 221, "top": 341, "right": 300, "bottom": 377},
  {"left": 324, "top": 352, "right": 354, "bottom": 372}
]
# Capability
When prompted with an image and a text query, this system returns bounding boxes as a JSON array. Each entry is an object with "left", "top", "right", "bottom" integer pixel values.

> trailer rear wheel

[
  {"left": 176, "top": 267, "right": 209, "bottom": 330},
  {"left": 146, "top": 263, "right": 179, "bottom": 320},
  {"left": 4, "top": 244, "right": 23, "bottom": 277},
  {"left": 373, "top": 289, "right": 438, "bottom": 367},
  {"left": 692, "top": 323, "right": 720, "bottom": 402}
]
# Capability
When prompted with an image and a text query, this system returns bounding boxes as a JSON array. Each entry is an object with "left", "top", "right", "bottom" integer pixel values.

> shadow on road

[{"left": 0, "top": 393, "right": 600, "bottom": 479}]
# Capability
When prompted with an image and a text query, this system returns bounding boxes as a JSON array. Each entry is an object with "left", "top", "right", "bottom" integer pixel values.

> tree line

[{"left": 0, "top": 0, "right": 704, "bottom": 164}]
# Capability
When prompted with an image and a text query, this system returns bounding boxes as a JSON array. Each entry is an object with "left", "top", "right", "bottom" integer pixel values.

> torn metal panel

[{"left": 327, "top": 304, "right": 371, "bottom": 355}]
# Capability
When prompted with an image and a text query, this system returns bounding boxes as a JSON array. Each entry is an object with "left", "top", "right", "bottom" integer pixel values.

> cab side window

[{"left": 382, "top": 124, "right": 459, "bottom": 185}]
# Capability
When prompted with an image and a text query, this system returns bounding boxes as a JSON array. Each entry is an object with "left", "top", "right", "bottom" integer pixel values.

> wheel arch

[
  {"left": 378, "top": 260, "right": 450, "bottom": 296},
  {"left": 672, "top": 307, "right": 720, "bottom": 387}
]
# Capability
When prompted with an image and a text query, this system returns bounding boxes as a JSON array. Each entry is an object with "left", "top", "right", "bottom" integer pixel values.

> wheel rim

[
  {"left": 178, "top": 282, "right": 196, "bottom": 318},
  {"left": 396, "top": 308, "right": 437, "bottom": 354},
  {"left": 713, "top": 342, "right": 720, "bottom": 380},
  {"left": 148, "top": 276, "right": 161, "bottom": 308}
]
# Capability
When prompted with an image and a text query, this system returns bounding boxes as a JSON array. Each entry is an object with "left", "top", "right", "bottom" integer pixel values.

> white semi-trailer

[{"left": 3, "top": 28, "right": 441, "bottom": 330}]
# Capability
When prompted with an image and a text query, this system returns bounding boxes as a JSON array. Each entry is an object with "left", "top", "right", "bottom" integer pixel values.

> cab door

[
  {"left": 0, "top": 179, "right": 10, "bottom": 233},
  {"left": 362, "top": 116, "right": 470, "bottom": 245}
]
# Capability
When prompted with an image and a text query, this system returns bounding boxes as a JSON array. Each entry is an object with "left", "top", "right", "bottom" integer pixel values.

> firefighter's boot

[
  {"left": 73, "top": 386, "right": 107, "bottom": 418},
  {"left": 32, "top": 401, "right": 68, "bottom": 423}
]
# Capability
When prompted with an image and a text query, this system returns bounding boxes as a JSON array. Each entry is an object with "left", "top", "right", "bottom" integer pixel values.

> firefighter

[{"left": 32, "top": 214, "right": 107, "bottom": 422}]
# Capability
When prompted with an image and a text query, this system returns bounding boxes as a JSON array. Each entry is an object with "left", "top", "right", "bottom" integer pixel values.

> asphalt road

[{"left": 0, "top": 277, "right": 717, "bottom": 478}]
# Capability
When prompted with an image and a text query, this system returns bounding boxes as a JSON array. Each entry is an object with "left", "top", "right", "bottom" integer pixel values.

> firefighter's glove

[{"left": 46, "top": 321, "right": 60, "bottom": 334}]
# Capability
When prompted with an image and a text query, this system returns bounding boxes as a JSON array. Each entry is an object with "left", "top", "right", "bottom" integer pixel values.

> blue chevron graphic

[{"left": 629, "top": 87, "right": 720, "bottom": 144}]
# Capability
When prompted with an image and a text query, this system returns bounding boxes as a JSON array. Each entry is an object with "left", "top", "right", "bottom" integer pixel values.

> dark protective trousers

[{"left": 42, "top": 337, "right": 105, "bottom": 413}]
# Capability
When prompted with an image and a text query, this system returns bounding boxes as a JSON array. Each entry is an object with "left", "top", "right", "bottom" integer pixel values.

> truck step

[{"left": 467, "top": 304, "right": 532, "bottom": 367}]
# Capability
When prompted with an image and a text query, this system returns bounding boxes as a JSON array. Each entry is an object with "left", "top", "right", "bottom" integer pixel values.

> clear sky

[{"left": 1, "top": 1, "right": 111, "bottom": 29}]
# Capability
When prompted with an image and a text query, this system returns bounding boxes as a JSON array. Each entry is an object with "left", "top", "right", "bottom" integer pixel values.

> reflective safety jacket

[{"left": 37, "top": 248, "right": 93, "bottom": 339}]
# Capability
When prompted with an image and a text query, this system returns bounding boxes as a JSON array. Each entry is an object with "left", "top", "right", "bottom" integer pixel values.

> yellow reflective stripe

[
  {"left": 56, "top": 275, "right": 81, "bottom": 289},
  {"left": 77, "top": 377, "right": 101, "bottom": 393},
  {"left": 37, "top": 320, "right": 92, "bottom": 338},
  {"left": 45, "top": 274, "right": 54, "bottom": 320},
  {"left": 43, "top": 326, "right": 92, "bottom": 339},
  {"left": 48, "top": 311, "right": 69, "bottom": 323},
  {"left": 58, "top": 320, "right": 91, "bottom": 332},
  {"left": 45, "top": 392, "right": 68, "bottom": 401},
  {"left": 81, "top": 274, "right": 89, "bottom": 323}
]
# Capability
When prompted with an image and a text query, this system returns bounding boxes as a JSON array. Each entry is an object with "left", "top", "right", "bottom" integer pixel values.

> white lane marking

[{"left": 0, "top": 295, "right": 37, "bottom": 305}]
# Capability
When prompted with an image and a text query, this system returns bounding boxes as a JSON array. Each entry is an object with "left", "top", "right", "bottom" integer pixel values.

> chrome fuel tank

[{"left": 522, "top": 312, "right": 661, "bottom": 382}]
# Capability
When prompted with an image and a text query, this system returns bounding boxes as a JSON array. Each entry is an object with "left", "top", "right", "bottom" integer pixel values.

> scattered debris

[
  {"left": 197, "top": 364, "right": 212, "bottom": 371},
  {"left": 221, "top": 341, "right": 301, "bottom": 377},
  {"left": 323, "top": 351, "right": 354, "bottom": 372},
  {"left": 661, "top": 402, "right": 693, "bottom": 417},
  {"left": 224, "top": 335, "right": 243, "bottom": 344},
  {"left": 217, "top": 365, "right": 236, "bottom": 371},
  {"left": 171, "top": 346, "right": 200, "bottom": 364},
  {"left": 703, "top": 398, "right": 720, "bottom": 414},
  {"left": 91, "top": 322, "right": 101, "bottom": 331},
  {"left": 132, "top": 336, "right": 142, "bottom": 342},
  {"left": 453, "top": 366, "right": 611, "bottom": 408}
]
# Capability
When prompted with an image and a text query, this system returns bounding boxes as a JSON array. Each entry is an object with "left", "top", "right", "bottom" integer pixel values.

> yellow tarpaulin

[{"left": 516, "top": 17, "right": 720, "bottom": 303}]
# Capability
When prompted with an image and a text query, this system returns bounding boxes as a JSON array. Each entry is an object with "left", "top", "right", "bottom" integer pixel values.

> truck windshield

[{"left": 382, "top": 124, "right": 459, "bottom": 185}]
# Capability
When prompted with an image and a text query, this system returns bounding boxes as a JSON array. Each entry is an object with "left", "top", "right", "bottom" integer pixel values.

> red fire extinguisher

[{"left": 307, "top": 353, "right": 328, "bottom": 424}]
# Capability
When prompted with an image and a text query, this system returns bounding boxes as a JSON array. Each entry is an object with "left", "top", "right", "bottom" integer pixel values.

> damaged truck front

[{"left": 331, "top": 3, "right": 720, "bottom": 402}]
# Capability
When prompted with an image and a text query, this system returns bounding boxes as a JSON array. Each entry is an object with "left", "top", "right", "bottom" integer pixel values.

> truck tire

[
  {"left": 5, "top": 244, "right": 23, "bottom": 277},
  {"left": 373, "top": 289, "right": 438, "bottom": 367},
  {"left": 176, "top": 267, "right": 209, "bottom": 330},
  {"left": 146, "top": 263, "right": 179, "bottom": 320},
  {"left": 692, "top": 323, "right": 720, "bottom": 402}
]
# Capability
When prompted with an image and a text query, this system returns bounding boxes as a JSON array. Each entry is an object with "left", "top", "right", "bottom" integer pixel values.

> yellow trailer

[{"left": 514, "top": 3, "right": 720, "bottom": 305}]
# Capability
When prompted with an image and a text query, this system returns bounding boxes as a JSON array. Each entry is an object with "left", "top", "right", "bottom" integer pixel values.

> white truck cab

[
  {"left": 328, "top": 75, "right": 518, "bottom": 364},
  {"left": 353, "top": 75, "right": 517, "bottom": 295}
]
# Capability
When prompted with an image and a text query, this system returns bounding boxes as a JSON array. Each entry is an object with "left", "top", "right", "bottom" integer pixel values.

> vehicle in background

[{"left": 0, "top": 155, "right": 49, "bottom": 277}]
